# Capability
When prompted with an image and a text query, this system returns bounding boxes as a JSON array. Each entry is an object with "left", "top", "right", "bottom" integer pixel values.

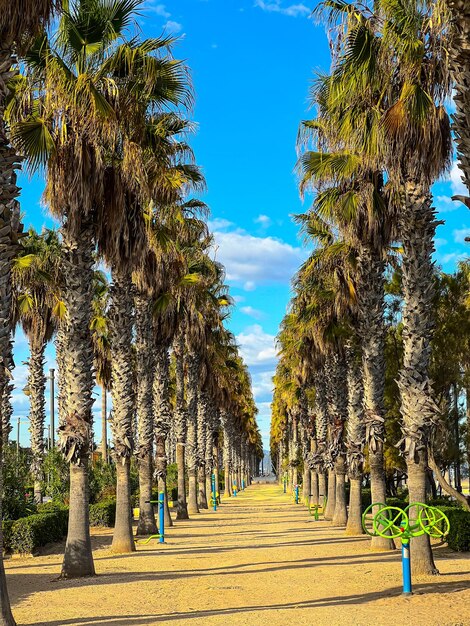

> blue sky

[{"left": 14, "top": 0, "right": 470, "bottom": 451}]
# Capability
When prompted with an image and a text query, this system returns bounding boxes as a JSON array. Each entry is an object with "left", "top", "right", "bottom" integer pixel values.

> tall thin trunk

[
  {"left": 173, "top": 332, "right": 189, "bottom": 519},
  {"left": 135, "top": 295, "right": 157, "bottom": 536},
  {"left": 358, "top": 244, "right": 393, "bottom": 550},
  {"left": 154, "top": 344, "right": 173, "bottom": 527},
  {"left": 221, "top": 410, "right": 232, "bottom": 497},
  {"left": 329, "top": 355, "right": 348, "bottom": 527},
  {"left": 109, "top": 267, "right": 135, "bottom": 553},
  {"left": 345, "top": 343, "right": 365, "bottom": 535},
  {"left": 186, "top": 351, "right": 200, "bottom": 514},
  {"left": 58, "top": 222, "right": 95, "bottom": 578},
  {"left": 324, "top": 470, "right": 336, "bottom": 519},
  {"left": 197, "top": 392, "right": 209, "bottom": 509},
  {"left": 398, "top": 182, "right": 438, "bottom": 574},
  {"left": 28, "top": 341, "right": 46, "bottom": 504},
  {"left": 101, "top": 387, "right": 107, "bottom": 463},
  {"left": 0, "top": 55, "right": 21, "bottom": 618},
  {"left": 446, "top": 1, "right": 470, "bottom": 201}
]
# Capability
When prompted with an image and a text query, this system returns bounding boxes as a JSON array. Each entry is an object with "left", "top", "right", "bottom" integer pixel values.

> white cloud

[
  {"left": 438, "top": 252, "right": 467, "bottom": 265},
  {"left": 213, "top": 230, "right": 307, "bottom": 285},
  {"left": 164, "top": 20, "right": 183, "bottom": 33},
  {"left": 434, "top": 237, "right": 447, "bottom": 248},
  {"left": 252, "top": 370, "right": 275, "bottom": 401},
  {"left": 236, "top": 325, "right": 277, "bottom": 367},
  {"left": 255, "top": 0, "right": 311, "bottom": 17},
  {"left": 240, "top": 305, "right": 265, "bottom": 320},
  {"left": 449, "top": 160, "right": 468, "bottom": 197},
  {"left": 208, "top": 217, "right": 233, "bottom": 232},
  {"left": 243, "top": 280, "right": 257, "bottom": 292},
  {"left": 232, "top": 294, "right": 246, "bottom": 303},
  {"left": 453, "top": 227, "right": 470, "bottom": 244},
  {"left": 254, "top": 214, "right": 272, "bottom": 228},
  {"left": 145, "top": 2, "right": 171, "bottom": 17}
]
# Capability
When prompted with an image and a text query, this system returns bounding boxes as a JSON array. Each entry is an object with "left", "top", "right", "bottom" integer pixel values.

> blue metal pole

[
  {"left": 295, "top": 485, "right": 299, "bottom": 504},
  {"left": 211, "top": 473, "right": 217, "bottom": 511},
  {"left": 241, "top": 478, "right": 245, "bottom": 490},
  {"left": 233, "top": 483, "right": 237, "bottom": 497},
  {"left": 158, "top": 491, "right": 165, "bottom": 544},
  {"left": 401, "top": 539, "right": 412, "bottom": 594}
]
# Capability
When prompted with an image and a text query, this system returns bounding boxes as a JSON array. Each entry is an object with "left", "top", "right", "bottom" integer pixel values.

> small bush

[
  {"left": 88, "top": 459, "right": 116, "bottom": 503},
  {"left": 42, "top": 448, "right": 70, "bottom": 505},
  {"left": 3, "top": 510, "right": 68, "bottom": 554},
  {"left": 3, "top": 444, "right": 34, "bottom": 521},
  {"left": 2, "top": 521, "right": 13, "bottom": 552},
  {"left": 89, "top": 499, "right": 116, "bottom": 527},
  {"left": 437, "top": 506, "right": 470, "bottom": 552}
]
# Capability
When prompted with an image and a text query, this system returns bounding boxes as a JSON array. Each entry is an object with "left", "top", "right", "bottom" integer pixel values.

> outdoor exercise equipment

[
  {"left": 362, "top": 502, "right": 450, "bottom": 595},
  {"left": 210, "top": 473, "right": 217, "bottom": 511},
  {"left": 135, "top": 492, "right": 166, "bottom": 545},
  {"left": 307, "top": 495, "right": 326, "bottom": 520},
  {"left": 233, "top": 483, "right": 238, "bottom": 497},
  {"left": 293, "top": 485, "right": 299, "bottom": 504},
  {"left": 241, "top": 479, "right": 245, "bottom": 490}
]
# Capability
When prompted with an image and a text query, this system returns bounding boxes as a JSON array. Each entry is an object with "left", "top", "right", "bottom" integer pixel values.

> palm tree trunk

[
  {"left": 59, "top": 222, "right": 95, "bottom": 578},
  {"left": 173, "top": 332, "right": 189, "bottom": 519},
  {"left": 135, "top": 295, "right": 157, "bottom": 536},
  {"left": 28, "top": 341, "right": 46, "bottom": 504},
  {"left": 329, "top": 355, "right": 348, "bottom": 527},
  {"left": 109, "top": 266, "right": 135, "bottom": 553},
  {"left": 324, "top": 470, "right": 336, "bottom": 519},
  {"left": 357, "top": 244, "right": 393, "bottom": 550},
  {"left": 0, "top": 53, "right": 21, "bottom": 618},
  {"left": 186, "top": 351, "right": 200, "bottom": 515},
  {"left": 221, "top": 410, "right": 232, "bottom": 497},
  {"left": 101, "top": 387, "right": 107, "bottom": 463},
  {"left": 446, "top": 1, "right": 470, "bottom": 201},
  {"left": 154, "top": 344, "right": 173, "bottom": 527},
  {"left": 197, "top": 392, "right": 209, "bottom": 509},
  {"left": 398, "top": 182, "right": 439, "bottom": 574},
  {"left": 345, "top": 343, "right": 365, "bottom": 535}
]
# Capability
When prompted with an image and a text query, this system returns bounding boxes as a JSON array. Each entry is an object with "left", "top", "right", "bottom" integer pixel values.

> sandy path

[{"left": 7, "top": 483, "right": 470, "bottom": 626}]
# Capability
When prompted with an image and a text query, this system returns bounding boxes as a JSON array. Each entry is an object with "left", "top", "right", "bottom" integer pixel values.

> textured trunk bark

[
  {"left": 446, "top": 1, "right": 470, "bottom": 202},
  {"left": 112, "top": 460, "right": 135, "bottom": 553},
  {"left": 311, "top": 472, "right": 319, "bottom": 505},
  {"left": 186, "top": 352, "right": 200, "bottom": 515},
  {"left": 135, "top": 295, "right": 156, "bottom": 535},
  {"left": 101, "top": 387, "right": 107, "bottom": 463},
  {"left": 59, "top": 223, "right": 95, "bottom": 578},
  {"left": 29, "top": 342, "right": 46, "bottom": 504},
  {"left": 398, "top": 181, "right": 439, "bottom": 574},
  {"left": 303, "top": 463, "right": 311, "bottom": 503},
  {"left": 198, "top": 466, "right": 208, "bottom": 509},
  {"left": 0, "top": 376, "right": 15, "bottom": 625},
  {"left": 173, "top": 333, "right": 189, "bottom": 519},
  {"left": 345, "top": 478, "right": 363, "bottom": 535},
  {"left": 357, "top": 244, "right": 393, "bottom": 550},
  {"left": 324, "top": 470, "right": 336, "bottom": 520},
  {"left": 137, "top": 454, "right": 157, "bottom": 536},
  {"left": 61, "top": 463, "right": 95, "bottom": 577},
  {"left": 154, "top": 345, "right": 173, "bottom": 527},
  {"left": 332, "top": 459, "right": 348, "bottom": 526},
  {"left": 318, "top": 473, "right": 327, "bottom": 504},
  {"left": 110, "top": 267, "right": 135, "bottom": 551}
]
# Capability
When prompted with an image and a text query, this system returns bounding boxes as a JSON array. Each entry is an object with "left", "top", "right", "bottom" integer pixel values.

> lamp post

[{"left": 48, "top": 368, "right": 55, "bottom": 448}]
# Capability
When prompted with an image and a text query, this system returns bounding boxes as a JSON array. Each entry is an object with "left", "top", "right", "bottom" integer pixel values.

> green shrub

[
  {"left": 88, "top": 459, "right": 116, "bottom": 503},
  {"left": 42, "top": 448, "right": 70, "bottom": 505},
  {"left": 3, "top": 444, "right": 34, "bottom": 520},
  {"left": 89, "top": 499, "right": 116, "bottom": 527},
  {"left": 2, "top": 521, "right": 13, "bottom": 552},
  {"left": 437, "top": 506, "right": 470, "bottom": 552},
  {"left": 36, "top": 501, "right": 68, "bottom": 514},
  {"left": 3, "top": 510, "right": 68, "bottom": 554}
]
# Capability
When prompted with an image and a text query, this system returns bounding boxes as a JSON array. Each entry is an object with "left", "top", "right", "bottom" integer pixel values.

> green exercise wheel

[
  {"left": 404, "top": 502, "right": 432, "bottom": 537},
  {"left": 362, "top": 502, "right": 388, "bottom": 536},
  {"left": 372, "top": 506, "right": 408, "bottom": 539},
  {"left": 418, "top": 506, "right": 450, "bottom": 538}
]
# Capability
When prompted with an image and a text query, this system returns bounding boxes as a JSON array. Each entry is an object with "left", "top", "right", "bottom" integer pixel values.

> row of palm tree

[
  {"left": 0, "top": 1, "right": 262, "bottom": 623},
  {"left": 271, "top": 0, "right": 469, "bottom": 578}
]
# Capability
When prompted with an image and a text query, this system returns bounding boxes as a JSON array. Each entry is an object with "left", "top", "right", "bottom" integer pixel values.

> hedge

[
  {"left": 3, "top": 510, "right": 68, "bottom": 554},
  {"left": 89, "top": 499, "right": 116, "bottom": 527},
  {"left": 437, "top": 506, "right": 470, "bottom": 552}
]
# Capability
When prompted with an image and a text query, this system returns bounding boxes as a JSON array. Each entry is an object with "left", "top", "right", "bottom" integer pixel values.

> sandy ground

[{"left": 6, "top": 482, "right": 470, "bottom": 626}]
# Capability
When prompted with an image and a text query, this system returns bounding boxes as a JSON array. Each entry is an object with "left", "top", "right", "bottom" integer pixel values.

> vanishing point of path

[{"left": 7, "top": 483, "right": 470, "bottom": 626}]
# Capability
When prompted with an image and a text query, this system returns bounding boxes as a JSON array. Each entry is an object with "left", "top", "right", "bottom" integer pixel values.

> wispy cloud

[
  {"left": 164, "top": 20, "right": 183, "bottom": 33},
  {"left": 255, "top": 0, "right": 311, "bottom": 17},
  {"left": 254, "top": 214, "right": 272, "bottom": 228},
  {"left": 144, "top": 2, "right": 171, "bottom": 17},
  {"left": 240, "top": 305, "right": 265, "bottom": 320}
]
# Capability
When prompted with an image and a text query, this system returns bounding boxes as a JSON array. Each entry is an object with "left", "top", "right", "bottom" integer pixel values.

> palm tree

[
  {"left": 11, "top": 0, "right": 190, "bottom": 576},
  {"left": 444, "top": 1, "right": 470, "bottom": 205},
  {"left": 0, "top": 3, "right": 58, "bottom": 620},
  {"left": 12, "top": 228, "right": 63, "bottom": 503}
]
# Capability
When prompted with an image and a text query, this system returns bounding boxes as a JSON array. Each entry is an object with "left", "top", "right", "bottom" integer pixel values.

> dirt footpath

[{"left": 7, "top": 483, "right": 470, "bottom": 626}]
